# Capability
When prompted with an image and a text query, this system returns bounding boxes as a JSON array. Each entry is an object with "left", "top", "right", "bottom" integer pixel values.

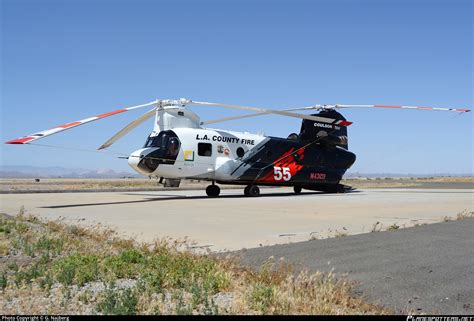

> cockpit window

[
  {"left": 144, "top": 135, "right": 161, "bottom": 148},
  {"left": 166, "top": 137, "right": 180, "bottom": 158},
  {"left": 144, "top": 131, "right": 174, "bottom": 149},
  {"left": 143, "top": 131, "right": 180, "bottom": 158}
]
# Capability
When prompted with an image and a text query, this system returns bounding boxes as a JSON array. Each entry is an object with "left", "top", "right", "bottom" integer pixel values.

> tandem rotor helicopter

[{"left": 6, "top": 98, "right": 470, "bottom": 197}]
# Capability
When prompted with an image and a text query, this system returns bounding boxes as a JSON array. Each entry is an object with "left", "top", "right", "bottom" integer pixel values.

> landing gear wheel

[
  {"left": 244, "top": 185, "right": 250, "bottom": 196},
  {"left": 206, "top": 185, "right": 220, "bottom": 197},
  {"left": 293, "top": 186, "right": 302, "bottom": 194},
  {"left": 244, "top": 185, "right": 260, "bottom": 197}
]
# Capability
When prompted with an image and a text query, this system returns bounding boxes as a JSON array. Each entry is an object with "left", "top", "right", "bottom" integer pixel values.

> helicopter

[{"left": 5, "top": 98, "right": 470, "bottom": 197}]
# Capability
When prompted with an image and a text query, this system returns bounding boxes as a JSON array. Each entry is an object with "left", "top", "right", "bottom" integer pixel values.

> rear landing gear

[
  {"left": 244, "top": 185, "right": 260, "bottom": 197},
  {"left": 293, "top": 186, "right": 302, "bottom": 194},
  {"left": 206, "top": 184, "right": 220, "bottom": 197}
]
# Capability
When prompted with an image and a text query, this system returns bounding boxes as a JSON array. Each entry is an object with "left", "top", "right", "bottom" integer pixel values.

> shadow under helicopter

[{"left": 40, "top": 189, "right": 361, "bottom": 209}]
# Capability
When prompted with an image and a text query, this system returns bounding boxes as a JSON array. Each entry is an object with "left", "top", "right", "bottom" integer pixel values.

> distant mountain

[
  {"left": 0, "top": 165, "right": 140, "bottom": 178},
  {"left": 0, "top": 165, "right": 470, "bottom": 179}
]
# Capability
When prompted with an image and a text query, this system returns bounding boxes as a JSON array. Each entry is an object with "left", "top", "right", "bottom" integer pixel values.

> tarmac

[
  {"left": 234, "top": 219, "right": 474, "bottom": 314},
  {"left": 0, "top": 187, "right": 472, "bottom": 251}
]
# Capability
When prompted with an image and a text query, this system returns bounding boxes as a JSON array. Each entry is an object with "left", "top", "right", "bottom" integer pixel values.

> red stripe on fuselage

[{"left": 257, "top": 147, "right": 305, "bottom": 183}]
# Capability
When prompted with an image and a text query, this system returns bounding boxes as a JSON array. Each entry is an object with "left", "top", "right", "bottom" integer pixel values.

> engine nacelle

[
  {"left": 316, "top": 131, "right": 348, "bottom": 147},
  {"left": 299, "top": 109, "right": 349, "bottom": 150}
]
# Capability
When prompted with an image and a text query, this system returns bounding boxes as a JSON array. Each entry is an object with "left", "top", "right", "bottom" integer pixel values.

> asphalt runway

[
  {"left": 0, "top": 187, "right": 472, "bottom": 251},
  {"left": 233, "top": 219, "right": 474, "bottom": 314}
]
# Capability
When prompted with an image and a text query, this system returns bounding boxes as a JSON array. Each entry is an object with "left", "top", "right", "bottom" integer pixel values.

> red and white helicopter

[{"left": 6, "top": 98, "right": 470, "bottom": 197}]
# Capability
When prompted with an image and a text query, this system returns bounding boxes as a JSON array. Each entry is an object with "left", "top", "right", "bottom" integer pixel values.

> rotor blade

[
  {"left": 300, "top": 104, "right": 471, "bottom": 113},
  {"left": 200, "top": 101, "right": 471, "bottom": 125},
  {"left": 190, "top": 101, "right": 352, "bottom": 127},
  {"left": 201, "top": 112, "right": 267, "bottom": 125},
  {"left": 98, "top": 108, "right": 156, "bottom": 150},
  {"left": 5, "top": 100, "right": 158, "bottom": 145},
  {"left": 200, "top": 106, "right": 316, "bottom": 125},
  {"left": 338, "top": 104, "right": 471, "bottom": 113}
]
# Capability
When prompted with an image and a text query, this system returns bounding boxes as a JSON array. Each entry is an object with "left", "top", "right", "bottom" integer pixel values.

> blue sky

[{"left": 1, "top": 0, "right": 472, "bottom": 174}]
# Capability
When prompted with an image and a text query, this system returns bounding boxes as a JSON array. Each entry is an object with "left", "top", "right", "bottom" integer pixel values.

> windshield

[
  {"left": 143, "top": 131, "right": 180, "bottom": 158},
  {"left": 144, "top": 133, "right": 165, "bottom": 148}
]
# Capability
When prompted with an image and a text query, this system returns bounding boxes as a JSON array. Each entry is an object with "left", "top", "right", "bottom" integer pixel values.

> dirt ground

[
  {"left": 0, "top": 176, "right": 472, "bottom": 193},
  {"left": 0, "top": 178, "right": 207, "bottom": 192}
]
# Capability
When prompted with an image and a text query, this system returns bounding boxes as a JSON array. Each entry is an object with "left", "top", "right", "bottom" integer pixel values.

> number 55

[{"left": 274, "top": 166, "right": 291, "bottom": 181}]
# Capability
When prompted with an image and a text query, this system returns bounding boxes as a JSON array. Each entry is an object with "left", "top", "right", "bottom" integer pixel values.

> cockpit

[
  {"left": 144, "top": 130, "right": 180, "bottom": 155},
  {"left": 136, "top": 130, "right": 181, "bottom": 173}
]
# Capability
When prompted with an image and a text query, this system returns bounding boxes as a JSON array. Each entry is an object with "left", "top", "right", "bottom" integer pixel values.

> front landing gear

[
  {"left": 244, "top": 185, "right": 260, "bottom": 197},
  {"left": 206, "top": 184, "right": 220, "bottom": 197}
]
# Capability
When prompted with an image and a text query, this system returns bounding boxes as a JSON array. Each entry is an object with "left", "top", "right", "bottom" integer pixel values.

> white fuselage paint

[{"left": 129, "top": 127, "right": 266, "bottom": 181}]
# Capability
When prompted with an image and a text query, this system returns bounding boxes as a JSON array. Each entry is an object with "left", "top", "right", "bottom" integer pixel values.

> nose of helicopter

[
  {"left": 127, "top": 149, "right": 150, "bottom": 175},
  {"left": 128, "top": 148, "right": 161, "bottom": 175},
  {"left": 127, "top": 149, "right": 145, "bottom": 174},
  {"left": 127, "top": 149, "right": 141, "bottom": 168}
]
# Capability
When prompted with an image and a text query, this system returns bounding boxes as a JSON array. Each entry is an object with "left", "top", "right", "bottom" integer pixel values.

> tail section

[{"left": 299, "top": 109, "right": 349, "bottom": 149}]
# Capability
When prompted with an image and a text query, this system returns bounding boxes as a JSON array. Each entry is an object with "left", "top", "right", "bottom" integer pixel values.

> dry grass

[
  {"left": 443, "top": 210, "right": 474, "bottom": 222},
  {"left": 0, "top": 178, "right": 212, "bottom": 192},
  {"left": 370, "top": 222, "right": 383, "bottom": 233},
  {"left": 455, "top": 210, "right": 474, "bottom": 220},
  {"left": 0, "top": 209, "right": 389, "bottom": 315}
]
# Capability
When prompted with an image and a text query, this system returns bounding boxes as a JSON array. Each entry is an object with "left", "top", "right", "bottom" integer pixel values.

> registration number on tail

[{"left": 310, "top": 173, "right": 326, "bottom": 180}]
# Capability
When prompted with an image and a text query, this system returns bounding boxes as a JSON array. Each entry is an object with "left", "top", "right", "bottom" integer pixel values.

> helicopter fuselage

[{"left": 128, "top": 127, "right": 356, "bottom": 192}]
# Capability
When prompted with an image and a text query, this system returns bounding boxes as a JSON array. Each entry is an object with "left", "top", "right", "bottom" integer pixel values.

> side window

[
  {"left": 167, "top": 137, "right": 180, "bottom": 157},
  {"left": 236, "top": 147, "right": 245, "bottom": 158},
  {"left": 198, "top": 143, "right": 212, "bottom": 157}
]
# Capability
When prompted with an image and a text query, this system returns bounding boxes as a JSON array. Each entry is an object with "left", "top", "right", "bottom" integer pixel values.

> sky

[{"left": 1, "top": 0, "right": 472, "bottom": 175}]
